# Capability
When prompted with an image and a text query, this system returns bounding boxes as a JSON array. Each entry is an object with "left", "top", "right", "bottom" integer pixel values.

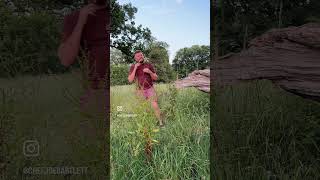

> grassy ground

[
  {"left": 0, "top": 73, "right": 209, "bottom": 179},
  {"left": 3, "top": 71, "right": 316, "bottom": 179},
  {"left": 212, "top": 80, "right": 320, "bottom": 180},
  {"left": 111, "top": 83, "right": 210, "bottom": 179},
  {"left": 0, "top": 72, "right": 108, "bottom": 179}
]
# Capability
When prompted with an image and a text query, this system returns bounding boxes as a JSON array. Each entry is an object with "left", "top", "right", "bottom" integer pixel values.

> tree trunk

[
  {"left": 214, "top": 23, "right": 320, "bottom": 102},
  {"left": 213, "top": 0, "right": 219, "bottom": 60}
]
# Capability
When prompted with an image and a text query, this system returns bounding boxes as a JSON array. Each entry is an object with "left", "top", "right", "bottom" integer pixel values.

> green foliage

[
  {"left": 0, "top": 3, "right": 66, "bottom": 77},
  {"left": 158, "top": 84, "right": 178, "bottom": 121},
  {"left": 215, "top": 0, "right": 320, "bottom": 55},
  {"left": 172, "top": 45, "right": 210, "bottom": 78},
  {"left": 110, "top": 0, "right": 152, "bottom": 59},
  {"left": 1, "top": 0, "right": 153, "bottom": 77},
  {"left": 147, "top": 43, "right": 176, "bottom": 83},
  {"left": 111, "top": 48, "right": 127, "bottom": 65},
  {"left": 111, "top": 64, "right": 130, "bottom": 86},
  {"left": 127, "top": 97, "right": 160, "bottom": 161},
  {"left": 111, "top": 84, "right": 209, "bottom": 179}
]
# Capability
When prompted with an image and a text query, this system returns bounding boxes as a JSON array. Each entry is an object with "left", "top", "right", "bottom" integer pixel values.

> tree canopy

[
  {"left": 172, "top": 45, "right": 210, "bottom": 78},
  {"left": 3, "top": 0, "right": 153, "bottom": 57},
  {"left": 215, "top": 0, "right": 320, "bottom": 56},
  {"left": 146, "top": 41, "right": 175, "bottom": 82},
  {"left": 0, "top": 0, "right": 153, "bottom": 76}
]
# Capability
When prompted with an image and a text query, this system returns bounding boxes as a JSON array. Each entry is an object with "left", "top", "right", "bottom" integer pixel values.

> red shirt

[
  {"left": 61, "top": 6, "right": 110, "bottom": 89},
  {"left": 129, "top": 63, "right": 156, "bottom": 90}
]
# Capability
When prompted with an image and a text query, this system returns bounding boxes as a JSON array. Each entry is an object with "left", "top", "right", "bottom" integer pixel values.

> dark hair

[{"left": 134, "top": 50, "right": 143, "bottom": 55}]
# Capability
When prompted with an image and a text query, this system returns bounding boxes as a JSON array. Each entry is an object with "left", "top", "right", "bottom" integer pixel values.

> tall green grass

[
  {"left": 111, "top": 83, "right": 210, "bottom": 179},
  {"left": 0, "top": 73, "right": 108, "bottom": 179},
  {"left": 212, "top": 80, "right": 320, "bottom": 180},
  {"left": 0, "top": 73, "right": 210, "bottom": 179}
]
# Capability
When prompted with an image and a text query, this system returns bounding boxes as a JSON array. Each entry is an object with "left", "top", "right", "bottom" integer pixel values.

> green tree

[
  {"left": 5, "top": 0, "right": 153, "bottom": 58},
  {"left": 110, "top": 0, "right": 152, "bottom": 59},
  {"left": 110, "top": 64, "right": 130, "bottom": 86},
  {"left": 110, "top": 48, "right": 127, "bottom": 65},
  {"left": 0, "top": 0, "right": 153, "bottom": 76},
  {"left": 215, "top": 0, "right": 320, "bottom": 56},
  {"left": 172, "top": 45, "right": 210, "bottom": 78},
  {"left": 0, "top": 1, "right": 66, "bottom": 77},
  {"left": 146, "top": 41, "right": 175, "bottom": 83}
]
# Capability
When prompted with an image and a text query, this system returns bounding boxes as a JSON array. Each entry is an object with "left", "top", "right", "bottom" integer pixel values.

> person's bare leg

[{"left": 150, "top": 99, "right": 163, "bottom": 126}]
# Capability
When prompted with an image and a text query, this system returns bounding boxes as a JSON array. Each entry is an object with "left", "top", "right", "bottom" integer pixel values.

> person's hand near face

[
  {"left": 78, "top": 4, "right": 99, "bottom": 26},
  {"left": 79, "top": 1, "right": 107, "bottom": 26},
  {"left": 135, "top": 62, "right": 142, "bottom": 68}
]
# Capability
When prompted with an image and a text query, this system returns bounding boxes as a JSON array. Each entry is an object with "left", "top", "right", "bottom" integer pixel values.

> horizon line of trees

[{"left": 111, "top": 43, "right": 210, "bottom": 86}]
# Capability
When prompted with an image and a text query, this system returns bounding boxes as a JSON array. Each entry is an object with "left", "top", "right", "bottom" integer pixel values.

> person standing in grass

[
  {"left": 128, "top": 50, "right": 164, "bottom": 127},
  {"left": 57, "top": 0, "right": 110, "bottom": 113}
]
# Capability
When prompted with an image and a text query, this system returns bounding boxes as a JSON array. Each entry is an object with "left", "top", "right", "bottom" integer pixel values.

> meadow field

[
  {"left": 212, "top": 80, "right": 320, "bottom": 180},
  {"left": 3, "top": 71, "right": 318, "bottom": 179},
  {"left": 0, "top": 72, "right": 210, "bottom": 179},
  {"left": 110, "top": 83, "right": 210, "bottom": 179},
  {"left": 0, "top": 72, "right": 108, "bottom": 179}
]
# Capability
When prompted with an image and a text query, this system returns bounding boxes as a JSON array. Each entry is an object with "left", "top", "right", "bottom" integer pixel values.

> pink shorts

[{"left": 139, "top": 87, "right": 157, "bottom": 100}]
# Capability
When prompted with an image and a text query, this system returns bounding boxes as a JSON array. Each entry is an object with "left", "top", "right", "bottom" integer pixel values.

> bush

[
  {"left": 111, "top": 64, "right": 130, "bottom": 86},
  {"left": 0, "top": 5, "right": 67, "bottom": 77},
  {"left": 148, "top": 47, "right": 176, "bottom": 83}
]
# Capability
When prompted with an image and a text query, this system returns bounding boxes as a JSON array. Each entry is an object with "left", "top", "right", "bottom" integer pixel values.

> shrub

[
  {"left": 111, "top": 64, "right": 130, "bottom": 86},
  {"left": 0, "top": 5, "right": 67, "bottom": 77}
]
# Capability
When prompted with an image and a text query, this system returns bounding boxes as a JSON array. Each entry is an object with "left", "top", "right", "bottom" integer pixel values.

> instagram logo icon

[{"left": 23, "top": 140, "right": 40, "bottom": 157}]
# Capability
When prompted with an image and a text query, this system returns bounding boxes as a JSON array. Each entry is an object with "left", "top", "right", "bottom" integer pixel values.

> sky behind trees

[{"left": 117, "top": 0, "right": 210, "bottom": 63}]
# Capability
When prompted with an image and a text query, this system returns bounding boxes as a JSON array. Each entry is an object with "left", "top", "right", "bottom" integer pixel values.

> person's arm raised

[
  {"left": 149, "top": 71, "right": 158, "bottom": 81},
  {"left": 58, "top": 4, "right": 98, "bottom": 67},
  {"left": 143, "top": 65, "right": 158, "bottom": 81}
]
